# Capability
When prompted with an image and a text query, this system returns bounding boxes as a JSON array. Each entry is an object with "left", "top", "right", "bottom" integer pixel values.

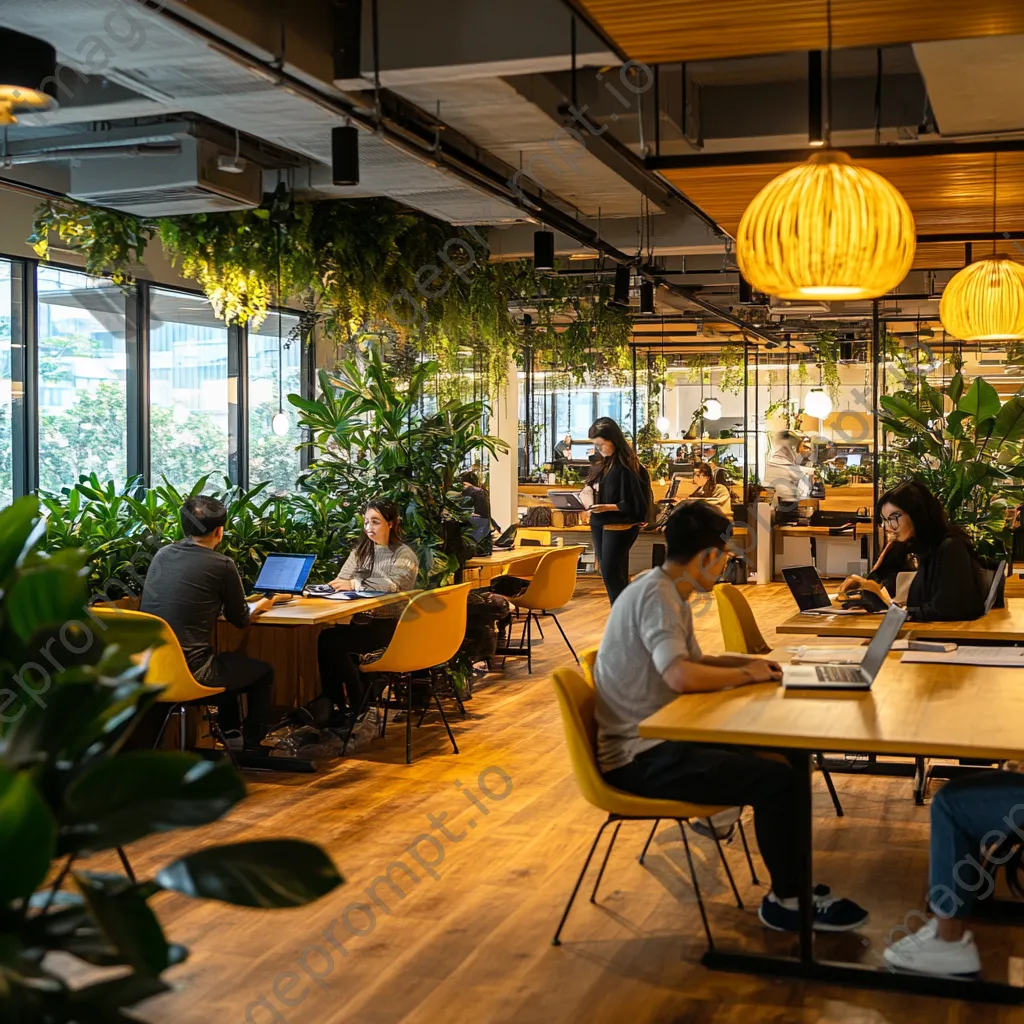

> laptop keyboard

[{"left": 815, "top": 665, "right": 865, "bottom": 683}]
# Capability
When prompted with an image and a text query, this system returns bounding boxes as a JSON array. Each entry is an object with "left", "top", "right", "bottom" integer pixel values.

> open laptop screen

[
  {"left": 860, "top": 604, "right": 909, "bottom": 677},
  {"left": 781, "top": 565, "right": 831, "bottom": 611},
  {"left": 254, "top": 553, "right": 316, "bottom": 594}
]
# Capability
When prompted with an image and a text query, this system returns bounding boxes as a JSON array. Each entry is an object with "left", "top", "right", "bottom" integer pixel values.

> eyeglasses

[{"left": 880, "top": 511, "right": 905, "bottom": 530}]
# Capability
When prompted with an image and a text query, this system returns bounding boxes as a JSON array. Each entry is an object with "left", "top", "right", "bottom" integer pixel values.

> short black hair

[
  {"left": 664, "top": 500, "right": 730, "bottom": 563},
  {"left": 460, "top": 471, "right": 479, "bottom": 487},
  {"left": 181, "top": 495, "right": 228, "bottom": 537}
]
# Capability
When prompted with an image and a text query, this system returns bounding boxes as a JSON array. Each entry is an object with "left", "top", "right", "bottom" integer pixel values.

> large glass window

[
  {"left": 0, "top": 261, "right": 12, "bottom": 506},
  {"left": 149, "top": 288, "right": 231, "bottom": 488},
  {"left": 37, "top": 266, "right": 128, "bottom": 493},
  {"left": 248, "top": 311, "right": 302, "bottom": 493}
]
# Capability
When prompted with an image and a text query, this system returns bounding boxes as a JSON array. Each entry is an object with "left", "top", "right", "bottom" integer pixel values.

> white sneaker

[{"left": 883, "top": 921, "right": 980, "bottom": 975}]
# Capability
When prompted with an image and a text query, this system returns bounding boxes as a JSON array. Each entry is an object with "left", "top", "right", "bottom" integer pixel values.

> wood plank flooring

[{"left": 91, "top": 584, "right": 1024, "bottom": 1023}]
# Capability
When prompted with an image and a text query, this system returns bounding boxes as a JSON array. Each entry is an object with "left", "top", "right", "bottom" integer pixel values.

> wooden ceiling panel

[
  {"left": 660, "top": 152, "right": 1024, "bottom": 255},
  {"left": 577, "top": 0, "right": 1024, "bottom": 63}
]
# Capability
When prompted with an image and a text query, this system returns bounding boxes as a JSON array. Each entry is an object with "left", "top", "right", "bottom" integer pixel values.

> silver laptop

[
  {"left": 782, "top": 604, "right": 908, "bottom": 690},
  {"left": 983, "top": 560, "right": 1006, "bottom": 614}
]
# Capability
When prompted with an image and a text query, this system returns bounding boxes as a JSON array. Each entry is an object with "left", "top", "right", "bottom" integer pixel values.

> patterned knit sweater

[{"left": 336, "top": 542, "right": 419, "bottom": 593}]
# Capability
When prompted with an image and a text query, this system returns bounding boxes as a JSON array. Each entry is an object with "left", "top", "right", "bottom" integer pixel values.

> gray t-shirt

[{"left": 593, "top": 567, "right": 702, "bottom": 772}]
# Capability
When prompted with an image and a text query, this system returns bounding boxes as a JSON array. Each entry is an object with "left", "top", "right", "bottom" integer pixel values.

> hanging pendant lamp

[
  {"left": 940, "top": 156, "right": 1024, "bottom": 341},
  {"left": 805, "top": 388, "right": 832, "bottom": 419}
]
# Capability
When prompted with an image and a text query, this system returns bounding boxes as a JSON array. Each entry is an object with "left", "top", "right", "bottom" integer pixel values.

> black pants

[
  {"left": 604, "top": 741, "right": 803, "bottom": 899},
  {"left": 317, "top": 617, "right": 397, "bottom": 713},
  {"left": 591, "top": 522, "right": 640, "bottom": 604},
  {"left": 199, "top": 652, "right": 274, "bottom": 749}
]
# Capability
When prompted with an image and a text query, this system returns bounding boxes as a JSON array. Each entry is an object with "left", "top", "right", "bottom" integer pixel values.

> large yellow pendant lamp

[
  {"left": 735, "top": 0, "right": 915, "bottom": 300},
  {"left": 939, "top": 155, "right": 1024, "bottom": 341}
]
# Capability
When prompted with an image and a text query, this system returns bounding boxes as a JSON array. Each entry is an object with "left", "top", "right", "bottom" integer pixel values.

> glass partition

[{"left": 0, "top": 261, "right": 12, "bottom": 505}]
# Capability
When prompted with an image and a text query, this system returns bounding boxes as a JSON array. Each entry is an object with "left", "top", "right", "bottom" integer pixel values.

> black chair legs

[
  {"left": 590, "top": 821, "right": 622, "bottom": 903},
  {"left": 676, "top": 819, "right": 715, "bottom": 951},
  {"left": 638, "top": 819, "right": 659, "bottom": 865},
  {"left": 816, "top": 753, "right": 844, "bottom": 816},
  {"left": 552, "top": 818, "right": 614, "bottom": 946}
]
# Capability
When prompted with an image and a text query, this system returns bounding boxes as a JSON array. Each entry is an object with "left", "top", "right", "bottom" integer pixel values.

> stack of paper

[{"left": 901, "top": 646, "right": 1024, "bottom": 667}]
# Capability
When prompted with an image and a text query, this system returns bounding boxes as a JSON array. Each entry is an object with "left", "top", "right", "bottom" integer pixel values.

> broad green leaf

[
  {"left": 0, "top": 495, "right": 41, "bottom": 583},
  {"left": 945, "top": 410, "right": 968, "bottom": 438},
  {"left": 958, "top": 376, "right": 1001, "bottom": 423},
  {"left": 879, "top": 393, "right": 930, "bottom": 428},
  {"left": 6, "top": 554, "right": 89, "bottom": 642},
  {"left": 991, "top": 395, "right": 1024, "bottom": 447},
  {"left": 155, "top": 839, "right": 343, "bottom": 908},
  {"left": 0, "top": 766, "right": 57, "bottom": 902}
]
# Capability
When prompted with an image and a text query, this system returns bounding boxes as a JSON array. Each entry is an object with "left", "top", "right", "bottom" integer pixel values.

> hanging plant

[
  {"left": 815, "top": 330, "right": 842, "bottom": 403},
  {"left": 718, "top": 343, "right": 746, "bottom": 395}
]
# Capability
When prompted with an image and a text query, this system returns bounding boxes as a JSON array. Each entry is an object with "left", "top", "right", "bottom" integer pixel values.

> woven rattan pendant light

[
  {"left": 940, "top": 155, "right": 1024, "bottom": 341},
  {"left": 735, "top": 1, "right": 915, "bottom": 300}
]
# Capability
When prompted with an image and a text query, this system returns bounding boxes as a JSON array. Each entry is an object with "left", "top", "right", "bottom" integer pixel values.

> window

[
  {"left": 0, "top": 261, "right": 12, "bottom": 505},
  {"left": 36, "top": 266, "right": 129, "bottom": 493},
  {"left": 149, "top": 288, "right": 232, "bottom": 488},
  {"left": 248, "top": 310, "right": 303, "bottom": 493}
]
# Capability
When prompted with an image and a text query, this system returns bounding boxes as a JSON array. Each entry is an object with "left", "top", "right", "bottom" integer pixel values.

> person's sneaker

[
  {"left": 221, "top": 729, "right": 243, "bottom": 751},
  {"left": 882, "top": 920, "right": 980, "bottom": 975},
  {"left": 689, "top": 807, "right": 742, "bottom": 841},
  {"left": 758, "top": 890, "right": 869, "bottom": 932}
]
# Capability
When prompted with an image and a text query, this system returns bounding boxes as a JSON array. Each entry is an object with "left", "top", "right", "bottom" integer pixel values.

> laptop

[
  {"left": 493, "top": 524, "right": 517, "bottom": 550},
  {"left": 983, "top": 560, "right": 1006, "bottom": 613},
  {"left": 253, "top": 553, "right": 316, "bottom": 595},
  {"left": 782, "top": 604, "right": 908, "bottom": 689},
  {"left": 548, "top": 491, "right": 590, "bottom": 511},
  {"left": 782, "top": 565, "right": 865, "bottom": 615}
]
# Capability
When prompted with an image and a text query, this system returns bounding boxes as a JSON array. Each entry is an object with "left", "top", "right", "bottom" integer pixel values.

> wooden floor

[{"left": 98, "top": 582, "right": 1024, "bottom": 1023}]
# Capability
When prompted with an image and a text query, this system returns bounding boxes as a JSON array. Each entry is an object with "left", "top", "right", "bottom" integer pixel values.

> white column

[{"left": 489, "top": 359, "right": 519, "bottom": 531}]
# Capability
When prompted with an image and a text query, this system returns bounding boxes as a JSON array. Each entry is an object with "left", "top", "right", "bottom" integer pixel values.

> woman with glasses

[
  {"left": 689, "top": 462, "right": 733, "bottom": 514},
  {"left": 838, "top": 480, "right": 986, "bottom": 621}
]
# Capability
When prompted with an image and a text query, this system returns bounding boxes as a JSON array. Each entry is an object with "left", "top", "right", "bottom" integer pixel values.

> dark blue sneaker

[{"left": 758, "top": 887, "right": 868, "bottom": 932}]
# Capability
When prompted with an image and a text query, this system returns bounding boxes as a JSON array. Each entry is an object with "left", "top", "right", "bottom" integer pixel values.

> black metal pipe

[{"left": 871, "top": 300, "right": 881, "bottom": 563}]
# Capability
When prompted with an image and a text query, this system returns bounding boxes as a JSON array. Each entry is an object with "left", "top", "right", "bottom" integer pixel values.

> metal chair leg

[
  {"left": 708, "top": 820, "right": 744, "bottom": 910},
  {"left": 178, "top": 706, "right": 187, "bottom": 751},
  {"left": 381, "top": 682, "right": 392, "bottom": 738},
  {"left": 737, "top": 819, "right": 760, "bottom": 885},
  {"left": 153, "top": 704, "right": 177, "bottom": 749},
  {"left": 405, "top": 675, "right": 413, "bottom": 765},
  {"left": 431, "top": 686, "right": 459, "bottom": 755},
  {"left": 341, "top": 680, "right": 377, "bottom": 755},
  {"left": 552, "top": 818, "right": 613, "bottom": 946},
  {"left": 534, "top": 614, "right": 544, "bottom": 639},
  {"left": 549, "top": 613, "right": 579, "bottom": 664},
  {"left": 677, "top": 819, "right": 715, "bottom": 951},
  {"left": 116, "top": 846, "right": 137, "bottom": 883},
  {"left": 816, "top": 753, "right": 844, "bottom": 817},
  {"left": 589, "top": 821, "right": 622, "bottom": 903},
  {"left": 638, "top": 819, "right": 659, "bottom": 865},
  {"left": 207, "top": 709, "right": 239, "bottom": 769},
  {"left": 526, "top": 612, "right": 533, "bottom": 674}
]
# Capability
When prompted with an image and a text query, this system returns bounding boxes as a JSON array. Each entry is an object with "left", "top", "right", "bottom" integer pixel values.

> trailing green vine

[{"left": 815, "top": 330, "right": 842, "bottom": 403}]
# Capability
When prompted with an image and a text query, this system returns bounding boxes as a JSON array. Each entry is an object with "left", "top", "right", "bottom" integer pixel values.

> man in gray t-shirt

[{"left": 594, "top": 501, "right": 869, "bottom": 935}]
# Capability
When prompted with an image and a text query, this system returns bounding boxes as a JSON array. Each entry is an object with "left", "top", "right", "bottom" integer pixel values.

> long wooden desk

[
  {"left": 463, "top": 546, "right": 560, "bottom": 587},
  {"left": 639, "top": 654, "right": 1024, "bottom": 1005},
  {"left": 776, "top": 598, "right": 1024, "bottom": 641}
]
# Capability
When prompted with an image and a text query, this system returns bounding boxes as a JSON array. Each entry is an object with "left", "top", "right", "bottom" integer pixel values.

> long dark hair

[
  {"left": 690, "top": 462, "right": 716, "bottom": 498},
  {"left": 353, "top": 499, "right": 404, "bottom": 573},
  {"left": 875, "top": 480, "right": 973, "bottom": 573},
  {"left": 586, "top": 417, "right": 639, "bottom": 485}
]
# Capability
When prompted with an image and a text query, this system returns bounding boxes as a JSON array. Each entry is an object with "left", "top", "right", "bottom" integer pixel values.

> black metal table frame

[{"left": 700, "top": 748, "right": 1024, "bottom": 1005}]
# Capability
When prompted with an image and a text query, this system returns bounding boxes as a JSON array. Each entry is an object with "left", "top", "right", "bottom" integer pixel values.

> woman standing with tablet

[{"left": 586, "top": 417, "right": 650, "bottom": 604}]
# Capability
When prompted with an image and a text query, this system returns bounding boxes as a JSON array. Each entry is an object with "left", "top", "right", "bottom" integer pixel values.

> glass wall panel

[
  {"left": 37, "top": 266, "right": 128, "bottom": 493},
  {"left": 0, "top": 261, "right": 11, "bottom": 506},
  {"left": 248, "top": 311, "right": 302, "bottom": 493},
  {"left": 149, "top": 288, "right": 230, "bottom": 487}
]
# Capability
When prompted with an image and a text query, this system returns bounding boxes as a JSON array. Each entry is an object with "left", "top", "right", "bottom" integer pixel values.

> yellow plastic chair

[
  {"left": 90, "top": 607, "right": 227, "bottom": 753},
  {"left": 349, "top": 583, "right": 472, "bottom": 763},
  {"left": 550, "top": 667, "right": 758, "bottom": 949},
  {"left": 580, "top": 646, "right": 598, "bottom": 686},
  {"left": 712, "top": 584, "right": 844, "bottom": 818},
  {"left": 507, "top": 546, "right": 584, "bottom": 673}
]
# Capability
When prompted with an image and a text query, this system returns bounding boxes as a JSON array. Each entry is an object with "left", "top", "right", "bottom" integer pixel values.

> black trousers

[
  {"left": 591, "top": 522, "right": 640, "bottom": 604},
  {"left": 604, "top": 741, "right": 803, "bottom": 899},
  {"left": 198, "top": 652, "right": 274, "bottom": 749},
  {"left": 317, "top": 617, "right": 397, "bottom": 713}
]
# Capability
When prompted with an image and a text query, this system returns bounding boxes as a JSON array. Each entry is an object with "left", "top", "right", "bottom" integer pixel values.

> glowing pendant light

[
  {"left": 940, "top": 156, "right": 1024, "bottom": 341},
  {"left": 655, "top": 415, "right": 670, "bottom": 433},
  {"left": 737, "top": 150, "right": 916, "bottom": 300},
  {"left": 805, "top": 388, "right": 833, "bottom": 419},
  {"left": 703, "top": 397, "right": 722, "bottom": 420}
]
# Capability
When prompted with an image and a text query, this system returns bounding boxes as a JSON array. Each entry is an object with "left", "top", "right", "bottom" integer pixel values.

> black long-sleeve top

[
  {"left": 871, "top": 534, "right": 985, "bottom": 622},
  {"left": 591, "top": 459, "right": 649, "bottom": 525}
]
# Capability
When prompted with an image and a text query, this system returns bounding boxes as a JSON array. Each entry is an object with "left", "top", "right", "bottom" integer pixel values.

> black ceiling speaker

[
  {"left": 0, "top": 28, "right": 59, "bottom": 121},
  {"left": 640, "top": 280, "right": 655, "bottom": 315},
  {"left": 613, "top": 264, "right": 631, "bottom": 306},
  {"left": 331, "top": 125, "right": 359, "bottom": 186},
  {"left": 533, "top": 230, "right": 555, "bottom": 270}
]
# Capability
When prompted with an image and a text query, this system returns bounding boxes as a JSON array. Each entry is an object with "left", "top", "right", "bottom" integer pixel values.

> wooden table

[
  {"left": 776, "top": 598, "right": 1024, "bottom": 641},
  {"left": 639, "top": 654, "right": 1024, "bottom": 1005},
  {"left": 463, "top": 546, "right": 560, "bottom": 587}
]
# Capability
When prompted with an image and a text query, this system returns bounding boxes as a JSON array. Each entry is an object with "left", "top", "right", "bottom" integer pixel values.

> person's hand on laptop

[
  {"left": 328, "top": 577, "right": 353, "bottom": 592},
  {"left": 251, "top": 592, "right": 292, "bottom": 616},
  {"left": 742, "top": 659, "right": 783, "bottom": 683},
  {"left": 839, "top": 574, "right": 891, "bottom": 605}
]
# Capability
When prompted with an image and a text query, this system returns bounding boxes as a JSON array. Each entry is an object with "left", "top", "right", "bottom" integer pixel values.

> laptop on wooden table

[{"left": 782, "top": 565, "right": 867, "bottom": 615}]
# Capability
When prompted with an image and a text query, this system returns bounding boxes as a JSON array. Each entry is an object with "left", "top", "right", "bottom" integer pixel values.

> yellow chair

[
  {"left": 507, "top": 546, "right": 584, "bottom": 673},
  {"left": 550, "top": 667, "right": 757, "bottom": 949},
  {"left": 712, "top": 583, "right": 844, "bottom": 818},
  {"left": 580, "top": 646, "right": 598, "bottom": 685},
  {"left": 350, "top": 583, "right": 472, "bottom": 764},
  {"left": 90, "top": 607, "right": 228, "bottom": 754}
]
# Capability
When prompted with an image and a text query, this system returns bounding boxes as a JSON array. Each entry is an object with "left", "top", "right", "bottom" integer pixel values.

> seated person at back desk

[
  {"left": 140, "top": 495, "right": 288, "bottom": 751},
  {"left": 316, "top": 499, "right": 419, "bottom": 724},
  {"left": 460, "top": 470, "right": 491, "bottom": 519},
  {"left": 554, "top": 433, "right": 573, "bottom": 463},
  {"left": 839, "top": 480, "right": 986, "bottom": 621},
  {"left": 689, "top": 461, "right": 732, "bottom": 514},
  {"left": 593, "top": 500, "right": 869, "bottom": 933}
]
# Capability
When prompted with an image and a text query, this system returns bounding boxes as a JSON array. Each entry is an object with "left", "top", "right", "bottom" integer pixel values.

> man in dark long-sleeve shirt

[{"left": 141, "top": 496, "right": 284, "bottom": 749}]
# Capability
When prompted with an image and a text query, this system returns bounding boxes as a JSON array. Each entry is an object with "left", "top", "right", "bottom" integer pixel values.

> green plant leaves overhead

[
  {"left": 0, "top": 495, "right": 41, "bottom": 584},
  {"left": 6, "top": 552, "right": 89, "bottom": 642},
  {"left": 0, "top": 767, "right": 56, "bottom": 903},
  {"left": 156, "top": 839, "right": 343, "bottom": 908},
  {"left": 60, "top": 753, "right": 246, "bottom": 854},
  {"left": 879, "top": 393, "right": 931, "bottom": 429},
  {"left": 958, "top": 376, "right": 1001, "bottom": 423},
  {"left": 992, "top": 395, "right": 1024, "bottom": 447}
]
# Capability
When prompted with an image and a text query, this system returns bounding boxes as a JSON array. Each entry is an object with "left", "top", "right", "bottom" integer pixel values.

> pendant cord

[
  {"left": 993, "top": 152, "right": 998, "bottom": 257},
  {"left": 276, "top": 224, "right": 283, "bottom": 415},
  {"left": 825, "top": 0, "right": 833, "bottom": 147}
]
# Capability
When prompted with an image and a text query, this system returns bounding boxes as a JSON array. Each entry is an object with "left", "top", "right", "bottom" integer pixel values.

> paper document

[
  {"left": 799, "top": 607, "right": 868, "bottom": 616},
  {"left": 791, "top": 646, "right": 867, "bottom": 665},
  {"left": 901, "top": 646, "right": 1024, "bottom": 667}
]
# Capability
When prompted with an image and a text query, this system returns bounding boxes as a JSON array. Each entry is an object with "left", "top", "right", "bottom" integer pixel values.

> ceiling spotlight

[
  {"left": 331, "top": 125, "right": 360, "bottom": 186},
  {"left": 0, "top": 29, "right": 59, "bottom": 124},
  {"left": 640, "top": 280, "right": 655, "bottom": 315},
  {"left": 534, "top": 230, "right": 555, "bottom": 270},
  {"left": 703, "top": 397, "right": 723, "bottom": 420}
]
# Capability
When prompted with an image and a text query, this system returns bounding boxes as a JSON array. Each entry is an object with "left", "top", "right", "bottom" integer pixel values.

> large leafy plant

[
  {"left": 0, "top": 497, "right": 343, "bottom": 1022},
  {"left": 879, "top": 373, "right": 1024, "bottom": 560},
  {"left": 291, "top": 346, "right": 508, "bottom": 586}
]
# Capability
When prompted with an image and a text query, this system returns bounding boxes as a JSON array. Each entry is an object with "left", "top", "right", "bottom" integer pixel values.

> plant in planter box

[{"left": 0, "top": 496, "right": 343, "bottom": 1023}]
